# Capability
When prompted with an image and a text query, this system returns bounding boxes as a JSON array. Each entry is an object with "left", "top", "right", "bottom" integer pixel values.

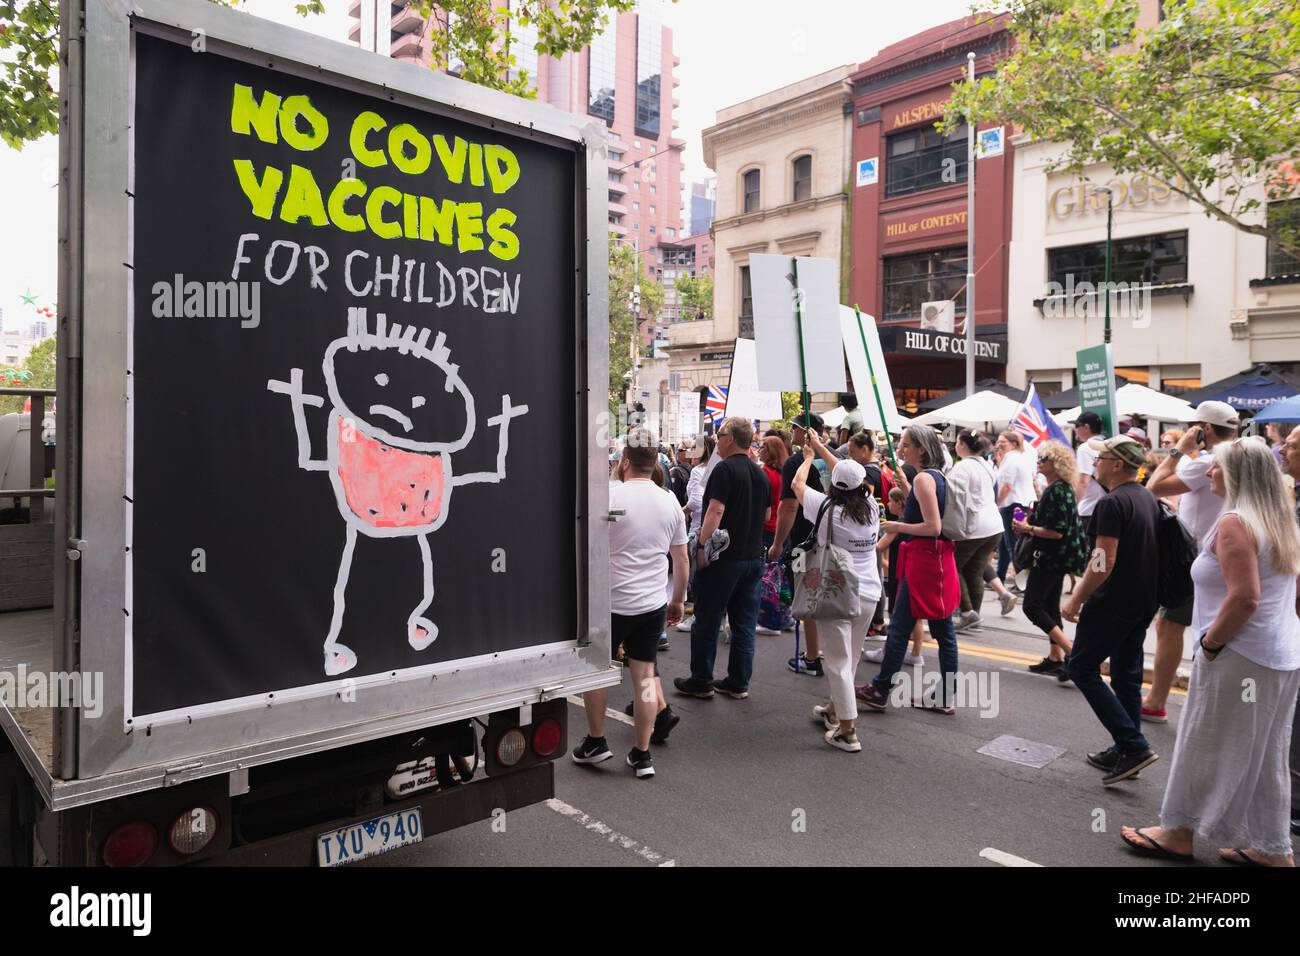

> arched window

[
  {"left": 792, "top": 154, "right": 812, "bottom": 203},
  {"left": 742, "top": 169, "right": 761, "bottom": 213}
]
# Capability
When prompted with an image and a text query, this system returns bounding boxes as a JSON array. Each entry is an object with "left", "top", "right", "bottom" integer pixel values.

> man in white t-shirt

[
  {"left": 1072, "top": 412, "right": 1106, "bottom": 540},
  {"left": 573, "top": 430, "right": 688, "bottom": 779},
  {"left": 1141, "top": 400, "right": 1239, "bottom": 723}
]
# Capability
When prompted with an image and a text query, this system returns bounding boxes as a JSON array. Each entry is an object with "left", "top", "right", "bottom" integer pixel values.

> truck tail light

[
  {"left": 495, "top": 728, "right": 527, "bottom": 766},
  {"left": 168, "top": 806, "right": 219, "bottom": 855},
  {"left": 102, "top": 821, "right": 158, "bottom": 867},
  {"left": 531, "top": 718, "right": 561, "bottom": 757}
]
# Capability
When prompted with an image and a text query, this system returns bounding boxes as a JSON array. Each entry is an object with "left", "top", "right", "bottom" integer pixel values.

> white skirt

[{"left": 1159, "top": 648, "right": 1300, "bottom": 857}]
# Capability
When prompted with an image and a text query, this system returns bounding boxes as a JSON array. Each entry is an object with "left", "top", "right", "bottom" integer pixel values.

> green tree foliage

[
  {"left": 415, "top": 1, "right": 657, "bottom": 99},
  {"left": 1, "top": 1, "right": 673, "bottom": 148},
  {"left": 945, "top": 0, "right": 1300, "bottom": 260},
  {"left": 607, "top": 237, "right": 663, "bottom": 418},
  {"left": 0, "top": 335, "right": 55, "bottom": 414},
  {"left": 674, "top": 273, "right": 712, "bottom": 321}
]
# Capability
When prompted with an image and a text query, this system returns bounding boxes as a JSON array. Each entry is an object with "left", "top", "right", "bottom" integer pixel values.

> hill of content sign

[{"left": 879, "top": 327, "right": 1006, "bottom": 364}]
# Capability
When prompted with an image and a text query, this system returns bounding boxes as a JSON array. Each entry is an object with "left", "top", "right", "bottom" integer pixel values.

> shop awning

[
  {"left": 1179, "top": 363, "right": 1300, "bottom": 411},
  {"left": 916, "top": 378, "right": 1025, "bottom": 412},
  {"left": 1042, "top": 375, "right": 1131, "bottom": 411}
]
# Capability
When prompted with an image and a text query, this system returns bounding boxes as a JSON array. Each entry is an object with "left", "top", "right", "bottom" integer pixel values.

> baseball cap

[
  {"left": 1071, "top": 411, "right": 1104, "bottom": 432},
  {"left": 831, "top": 459, "right": 867, "bottom": 491},
  {"left": 1087, "top": 435, "right": 1147, "bottom": 468},
  {"left": 1182, "top": 400, "right": 1240, "bottom": 429},
  {"left": 1125, "top": 426, "right": 1148, "bottom": 441},
  {"left": 792, "top": 412, "right": 825, "bottom": 433}
]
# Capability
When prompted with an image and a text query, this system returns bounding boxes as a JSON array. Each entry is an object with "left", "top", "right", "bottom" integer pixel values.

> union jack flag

[
  {"left": 1011, "top": 384, "right": 1069, "bottom": 450},
  {"left": 705, "top": 385, "right": 728, "bottom": 425}
]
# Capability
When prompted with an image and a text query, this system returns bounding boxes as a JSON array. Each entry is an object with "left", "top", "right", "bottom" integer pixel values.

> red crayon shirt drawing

[{"left": 268, "top": 306, "right": 529, "bottom": 676}]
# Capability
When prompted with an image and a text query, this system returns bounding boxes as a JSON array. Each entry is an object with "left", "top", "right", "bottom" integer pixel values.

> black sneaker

[
  {"left": 650, "top": 706, "right": 680, "bottom": 745},
  {"left": 713, "top": 680, "right": 750, "bottom": 700},
  {"left": 1056, "top": 660, "right": 1073, "bottom": 683},
  {"left": 1086, "top": 745, "right": 1122, "bottom": 771},
  {"left": 1028, "top": 656, "right": 1064, "bottom": 675},
  {"left": 673, "top": 676, "right": 715, "bottom": 699},
  {"left": 1087, "top": 745, "right": 1145, "bottom": 777},
  {"left": 1102, "top": 748, "right": 1159, "bottom": 785},
  {"left": 657, "top": 634, "right": 670, "bottom": 651},
  {"left": 624, "top": 701, "right": 635, "bottom": 717},
  {"left": 788, "top": 654, "right": 824, "bottom": 676},
  {"left": 1291, "top": 816, "right": 1300, "bottom": 837},
  {"left": 571, "top": 735, "right": 613, "bottom": 765},
  {"left": 627, "top": 747, "right": 655, "bottom": 779}
]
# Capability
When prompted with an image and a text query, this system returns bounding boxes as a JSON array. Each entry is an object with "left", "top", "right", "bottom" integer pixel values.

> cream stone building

[
  {"left": 1007, "top": 136, "right": 1300, "bottom": 397},
  {"left": 666, "top": 66, "right": 854, "bottom": 408}
]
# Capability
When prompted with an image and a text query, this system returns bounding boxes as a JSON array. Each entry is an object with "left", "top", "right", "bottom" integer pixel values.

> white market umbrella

[
  {"left": 1053, "top": 384, "right": 1192, "bottom": 432},
  {"left": 910, "top": 390, "right": 1024, "bottom": 429},
  {"left": 1111, "top": 383, "right": 1194, "bottom": 423}
]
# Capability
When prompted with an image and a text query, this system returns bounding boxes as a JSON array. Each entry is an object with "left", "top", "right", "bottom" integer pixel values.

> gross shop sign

[{"left": 885, "top": 328, "right": 1006, "bottom": 364}]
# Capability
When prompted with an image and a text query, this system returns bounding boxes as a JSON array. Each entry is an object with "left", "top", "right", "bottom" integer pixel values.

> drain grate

[{"left": 977, "top": 735, "right": 1066, "bottom": 769}]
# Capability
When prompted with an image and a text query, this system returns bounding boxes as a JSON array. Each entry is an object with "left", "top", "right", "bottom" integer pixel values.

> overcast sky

[{"left": 0, "top": 0, "right": 975, "bottom": 332}]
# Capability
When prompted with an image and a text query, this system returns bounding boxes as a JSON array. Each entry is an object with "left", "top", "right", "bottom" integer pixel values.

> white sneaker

[
  {"left": 862, "top": 647, "right": 885, "bottom": 663},
  {"left": 755, "top": 626, "right": 782, "bottom": 635},
  {"left": 825, "top": 728, "right": 862, "bottom": 752},
  {"left": 675, "top": 615, "right": 694, "bottom": 632},
  {"left": 906, "top": 653, "right": 925, "bottom": 667},
  {"left": 1000, "top": 592, "right": 1019, "bottom": 615},
  {"left": 954, "top": 610, "right": 981, "bottom": 632},
  {"left": 812, "top": 703, "right": 838, "bottom": 732}
]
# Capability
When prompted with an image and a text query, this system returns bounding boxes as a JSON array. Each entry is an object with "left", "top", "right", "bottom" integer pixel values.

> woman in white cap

[
  {"left": 790, "top": 429, "right": 882, "bottom": 752},
  {"left": 1121, "top": 437, "right": 1300, "bottom": 866}
]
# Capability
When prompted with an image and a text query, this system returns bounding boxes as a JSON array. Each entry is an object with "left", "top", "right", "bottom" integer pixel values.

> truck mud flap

[{"left": 200, "top": 761, "right": 554, "bottom": 867}]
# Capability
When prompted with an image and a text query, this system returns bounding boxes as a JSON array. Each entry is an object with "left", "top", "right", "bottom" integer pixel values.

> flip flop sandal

[
  {"left": 1221, "top": 848, "right": 1267, "bottom": 867},
  {"left": 1121, "top": 827, "right": 1194, "bottom": 862}
]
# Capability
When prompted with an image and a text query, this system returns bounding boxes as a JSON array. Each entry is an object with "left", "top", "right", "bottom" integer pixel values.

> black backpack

[{"left": 1156, "top": 500, "right": 1197, "bottom": 609}]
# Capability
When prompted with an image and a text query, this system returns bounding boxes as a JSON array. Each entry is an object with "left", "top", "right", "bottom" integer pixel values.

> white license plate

[{"left": 316, "top": 808, "right": 423, "bottom": 867}]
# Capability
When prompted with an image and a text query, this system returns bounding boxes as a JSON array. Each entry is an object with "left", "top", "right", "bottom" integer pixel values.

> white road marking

[
  {"left": 566, "top": 695, "right": 634, "bottom": 726},
  {"left": 979, "top": 847, "right": 1043, "bottom": 867},
  {"left": 545, "top": 798, "right": 677, "bottom": 866}
]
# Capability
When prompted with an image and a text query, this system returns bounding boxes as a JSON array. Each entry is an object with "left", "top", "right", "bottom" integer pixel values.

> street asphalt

[{"left": 364, "top": 595, "right": 1230, "bottom": 869}]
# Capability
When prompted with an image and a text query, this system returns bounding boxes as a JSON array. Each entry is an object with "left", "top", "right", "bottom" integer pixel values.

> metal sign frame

[{"left": 58, "top": 0, "right": 614, "bottom": 794}]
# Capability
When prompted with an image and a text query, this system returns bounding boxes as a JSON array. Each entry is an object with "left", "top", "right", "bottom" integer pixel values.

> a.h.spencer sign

[{"left": 885, "top": 96, "right": 950, "bottom": 130}]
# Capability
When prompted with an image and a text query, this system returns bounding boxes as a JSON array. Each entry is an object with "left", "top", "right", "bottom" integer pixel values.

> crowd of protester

[{"left": 582, "top": 395, "right": 1299, "bottom": 867}]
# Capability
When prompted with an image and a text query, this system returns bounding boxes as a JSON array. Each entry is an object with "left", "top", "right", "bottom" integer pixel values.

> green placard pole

[
  {"left": 853, "top": 304, "right": 898, "bottom": 467},
  {"left": 791, "top": 258, "right": 811, "bottom": 431}
]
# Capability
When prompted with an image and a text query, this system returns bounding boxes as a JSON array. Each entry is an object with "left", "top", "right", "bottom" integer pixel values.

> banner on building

[
  {"left": 750, "top": 254, "right": 846, "bottom": 394},
  {"left": 724, "top": 337, "right": 783, "bottom": 422},
  {"left": 1076, "top": 343, "right": 1119, "bottom": 438}
]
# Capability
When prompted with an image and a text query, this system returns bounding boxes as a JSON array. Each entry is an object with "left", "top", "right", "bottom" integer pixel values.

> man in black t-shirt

[
  {"left": 1060, "top": 435, "right": 1161, "bottom": 785},
  {"left": 768, "top": 413, "right": 827, "bottom": 674},
  {"left": 674, "top": 416, "right": 771, "bottom": 699}
]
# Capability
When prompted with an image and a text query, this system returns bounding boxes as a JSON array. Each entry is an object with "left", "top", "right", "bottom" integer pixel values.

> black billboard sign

[{"left": 130, "top": 34, "right": 578, "bottom": 715}]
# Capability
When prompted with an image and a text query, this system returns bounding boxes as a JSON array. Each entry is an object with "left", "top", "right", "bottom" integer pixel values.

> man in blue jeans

[
  {"left": 1061, "top": 435, "right": 1161, "bottom": 785},
  {"left": 674, "top": 416, "right": 770, "bottom": 700}
]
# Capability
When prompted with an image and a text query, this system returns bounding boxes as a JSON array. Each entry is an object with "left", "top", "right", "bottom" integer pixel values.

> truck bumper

[{"left": 201, "top": 760, "right": 554, "bottom": 867}]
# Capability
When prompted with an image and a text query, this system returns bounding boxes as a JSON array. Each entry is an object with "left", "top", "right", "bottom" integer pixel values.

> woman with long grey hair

[
  {"left": 1121, "top": 437, "right": 1300, "bottom": 866},
  {"left": 857, "top": 425, "right": 961, "bottom": 715}
]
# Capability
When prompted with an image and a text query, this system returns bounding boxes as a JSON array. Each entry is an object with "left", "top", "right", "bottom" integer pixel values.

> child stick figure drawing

[{"left": 268, "top": 307, "right": 529, "bottom": 676}]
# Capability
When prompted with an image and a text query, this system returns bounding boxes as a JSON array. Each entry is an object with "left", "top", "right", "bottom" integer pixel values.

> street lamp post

[
  {"left": 1096, "top": 186, "right": 1114, "bottom": 344},
  {"left": 964, "top": 51, "right": 976, "bottom": 397}
]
